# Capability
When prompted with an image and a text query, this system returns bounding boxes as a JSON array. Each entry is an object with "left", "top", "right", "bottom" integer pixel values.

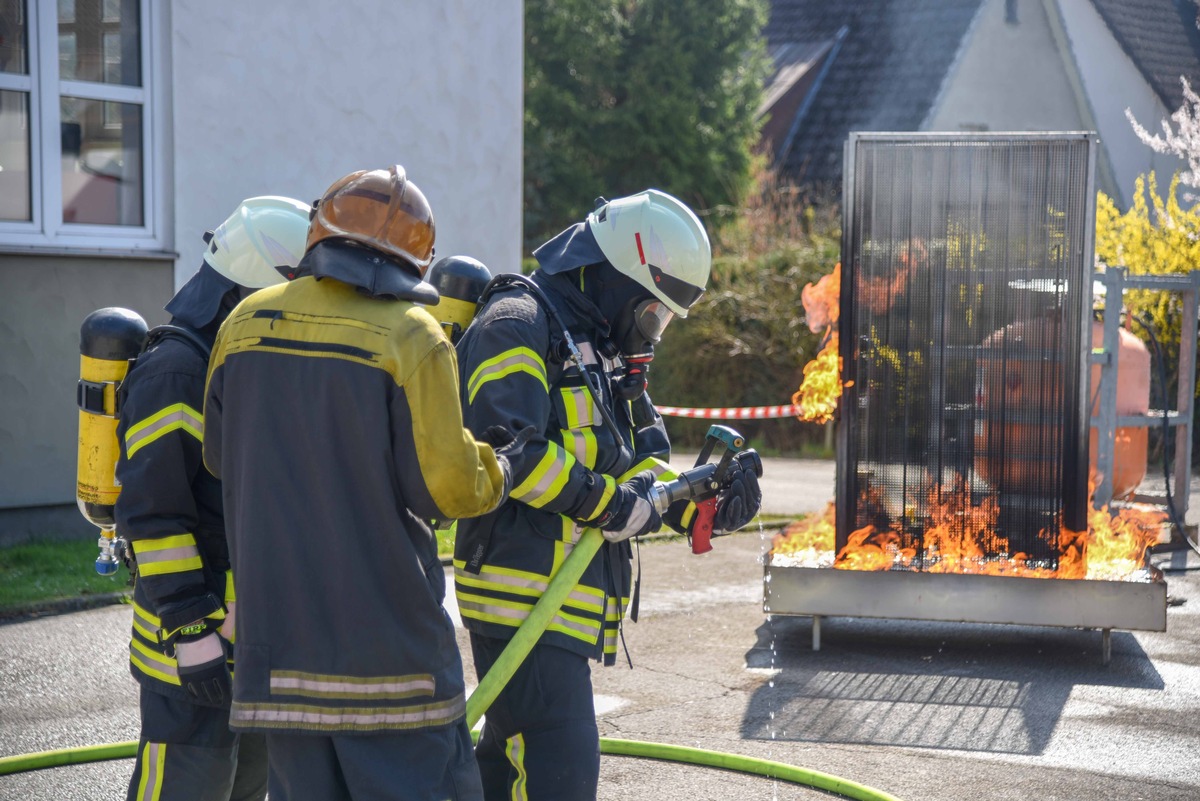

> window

[{"left": 0, "top": 0, "right": 165, "bottom": 251}]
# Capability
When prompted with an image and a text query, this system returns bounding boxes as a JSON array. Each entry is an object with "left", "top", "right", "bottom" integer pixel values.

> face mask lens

[{"left": 633, "top": 300, "right": 674, "bottom": 344}]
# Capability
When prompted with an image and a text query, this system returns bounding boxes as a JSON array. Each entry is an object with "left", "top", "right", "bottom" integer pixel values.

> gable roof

[
  {"left": 767, "top": 0, "right": 986, "bottom": 186},
  {"left": 758, "top": 40, "right": 837, "bottom": 120},
  {"left": 1087, "top": 0, "right": 1200, "bottom": 110},
  {"left": 757, "top": 37, "right": 842, "bottom": 165}
]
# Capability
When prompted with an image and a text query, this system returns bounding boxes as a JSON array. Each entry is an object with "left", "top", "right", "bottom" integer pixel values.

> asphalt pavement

[{"left": 3, "top": 458, "right": 1200, "bottom": 800}]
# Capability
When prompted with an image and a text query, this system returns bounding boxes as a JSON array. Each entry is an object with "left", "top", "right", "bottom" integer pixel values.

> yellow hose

[
  {"left": 465, "top": 527, "right": 606, "bottom": 728},
  {"left": 0, "top": 737, "right": 902, "bottom": 801},
  {"left": 0, "top": 741, "right": 137, "bottom": 775}
]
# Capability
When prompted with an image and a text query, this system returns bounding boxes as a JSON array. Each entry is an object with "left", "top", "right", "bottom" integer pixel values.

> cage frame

[{"left": 835, "top": 131, "right": 1098, "bottom": 555}]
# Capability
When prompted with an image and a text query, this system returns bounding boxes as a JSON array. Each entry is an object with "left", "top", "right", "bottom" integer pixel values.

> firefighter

[
  {"left": 116, "top": 196, "right": 313, "bottom": 801},
  {"left": 454, "top": 189, "right": 763, "bottom": 800},
  {"left": 202, "top": 165, "right": 525, "bottom": 801}
]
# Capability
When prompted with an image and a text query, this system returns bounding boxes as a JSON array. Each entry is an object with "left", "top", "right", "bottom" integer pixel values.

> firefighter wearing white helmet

[
  {"left": 203, "top": 195, "right": 314, "bottom": 287},
  {"left": 587, "top": 188, "right": 712, "bottom": 318},
  {"left": 454, "top": 188, "right": 758, "bottom": 801},
  {"left": 116, "top": 196, "right": 311, "bottom": 801}
]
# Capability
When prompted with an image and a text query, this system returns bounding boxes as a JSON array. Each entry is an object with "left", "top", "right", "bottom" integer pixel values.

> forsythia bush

[{"left": 1096, "top": 172, "right": 1200, "bottom": 281}]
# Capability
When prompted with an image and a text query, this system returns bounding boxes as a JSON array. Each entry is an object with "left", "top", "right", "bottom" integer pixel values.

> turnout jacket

[
  {"left": 203, "top": 274, "right": 507, "bottom": 735},
  {"left": 453, "top": 272, "right": 683, "bottom": 665},
  {"left": 115, "top": 323, "right": 236, "bottom": 706}
]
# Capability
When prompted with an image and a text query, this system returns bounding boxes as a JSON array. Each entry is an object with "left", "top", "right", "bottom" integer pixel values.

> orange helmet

[{"left": 306, "top": 165, "right": 436, "bottom": 276}]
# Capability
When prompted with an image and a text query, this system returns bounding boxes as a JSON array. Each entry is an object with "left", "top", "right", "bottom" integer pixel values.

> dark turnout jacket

[
  {"left": 203, "top": 272, "right": 507, "bottom": 735},
  {"left": 453, "top": 272, "right": 684, "bottom": 665},
  {"left": 115, "top": 323, "right": 235, "bottom": 705}
]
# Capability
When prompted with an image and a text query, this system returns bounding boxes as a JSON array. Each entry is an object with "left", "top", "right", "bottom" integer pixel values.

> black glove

[
  {"left": 481, "top": 425, "right": 536, "bottom": 458},
  {"left": 714, "top": 460, "right": 762, "bottom": 532},
  {"left": 597, "top": 470, "right": 662, "bottom": 543},
  {"left": 483, "top": 425, "right": 537, "bottom": 497},
  {"left": 174, "top": 623, "right": 231, "bottom": 706}
]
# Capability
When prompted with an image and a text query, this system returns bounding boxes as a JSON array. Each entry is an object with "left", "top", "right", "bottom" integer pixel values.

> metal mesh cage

[{"left": 836, "top": 133, "right": 1096, "bottom": 570}]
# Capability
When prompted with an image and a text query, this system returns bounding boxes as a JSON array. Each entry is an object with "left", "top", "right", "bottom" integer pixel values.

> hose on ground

[
  {"left": 0, "top": 741, "right": 137, "bottom": 775},
  {"left": 0, "top": 738, "right": 903, "bottom": 801}
]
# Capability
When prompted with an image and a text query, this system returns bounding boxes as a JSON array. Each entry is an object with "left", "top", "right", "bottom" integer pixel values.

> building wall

[
  {"left": 925, "top": 0, "right": 1085, "bottom": 135},
  {"left": 0, "top": 255, "right": 173, "bottom": 542},
  {"left": 170, "top": 0, "right": 524, "bottom": 288},
  {"left": 0, "top": 1, "right": 523, "bottom": 543},
  {"left": 1055, "top": 0, "right": 1185, "bottom": 207}
]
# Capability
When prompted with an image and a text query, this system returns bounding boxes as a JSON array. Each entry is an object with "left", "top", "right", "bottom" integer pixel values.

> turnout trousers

[
  {"left": 469, "top": 632, "right": 601, "bottom": 801},
  {"left": 263, "top": 722, "right": 483, "bottom": 801},
  {"left": 126, "top": 688, "right": 268, "bottom": 801}
]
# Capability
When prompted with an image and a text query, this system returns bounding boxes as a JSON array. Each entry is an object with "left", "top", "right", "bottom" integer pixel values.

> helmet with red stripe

[{"left": 586, "top": 190, "right": 711, "bottom": 318}]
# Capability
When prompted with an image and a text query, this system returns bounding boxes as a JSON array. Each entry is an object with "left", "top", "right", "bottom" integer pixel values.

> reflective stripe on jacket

[
  {"left": 453, "top": 275, "right": 681, "bottom": 665},
  {"left": 204, "top": 275, "right": 506, "bottom": 734}
]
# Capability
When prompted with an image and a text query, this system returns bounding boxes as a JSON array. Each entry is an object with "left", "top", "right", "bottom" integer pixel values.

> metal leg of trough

[
  {"left": 812, "top": 615, "right": 821, "bottom": 651},
  {"left": 1102, "top": 628, "right": 1111, "bottom": 666}
]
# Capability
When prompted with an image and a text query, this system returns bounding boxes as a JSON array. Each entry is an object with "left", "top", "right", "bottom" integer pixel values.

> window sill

[{"left": 0, "top": 244, "right": 179, "bottom": 261}]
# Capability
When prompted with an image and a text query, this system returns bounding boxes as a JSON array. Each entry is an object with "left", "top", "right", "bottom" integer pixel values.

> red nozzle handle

[{"left": 691, "top": 497, "right": 717, "bottom": 555}]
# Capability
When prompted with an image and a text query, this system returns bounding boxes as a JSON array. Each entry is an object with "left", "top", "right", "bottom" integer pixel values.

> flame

[
  {"left": 794, "top": 264, "right": 845, "bottom": 424},
  {"left": 769, "top": 477, "right": 1165, "bottom": 581},
  {"left": 919, "top": 478, "right": 995, "bottom": 574},
  {"left": 858, "top": 239, "right": 926, "bottom": 315},
  {"left": 835, "top": 526, "right": 917, "bottom": 571},
  {"left": 794, "top": 333, "right": 842, "bottom": 424},
  {"left": 771, "top": 503, "right": 836, "bottom": 566},
  {"left": 801, "top": 263, "right": 840, "bottom": 334},
  {"left": 1058, "top": 492, "right": 1165, "bottom": 581}
]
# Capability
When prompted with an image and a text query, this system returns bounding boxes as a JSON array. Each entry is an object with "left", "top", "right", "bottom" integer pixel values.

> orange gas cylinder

[
  {"left": 973, "top": 318, "right": 1149, "bottom": 498},
  {"left": 1087, "top": 320, "right": 1149, "bottom": 499}
]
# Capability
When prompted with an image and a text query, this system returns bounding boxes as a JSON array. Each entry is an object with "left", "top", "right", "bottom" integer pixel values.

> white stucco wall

[
  {"left": 169, "top": 1, "right": 523, "bottom": 288},
  {"left": 1056, "top": 0, "right": 1185, "bottom": 207},
  {"left": 926, "top": 0, "right": 1085, "bottom": 133}
]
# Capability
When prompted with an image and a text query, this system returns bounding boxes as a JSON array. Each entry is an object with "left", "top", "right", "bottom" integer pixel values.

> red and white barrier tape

[{"left": 656, "top": 404, "right": 801, "bottom": 420}]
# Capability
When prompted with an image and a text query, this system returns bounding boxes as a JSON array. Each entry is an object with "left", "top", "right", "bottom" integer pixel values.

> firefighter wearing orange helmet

[
  {"left": 203, "top": 166, "right": 525, "bottom": 801},
  {"left": 117, "top": 197, "right": 312, "bottom": 801}
]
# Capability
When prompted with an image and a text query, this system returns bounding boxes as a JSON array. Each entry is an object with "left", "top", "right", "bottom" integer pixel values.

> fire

[
  {"left": 858, "top": 239, "right": 926, "bottom": 315},
  {"left": 793, "top": 333, "right": 841, "bottom": 424},
  {"left": 769, "top": 478, "right": 1165, "bottom": 581},
  {"left": 794, "top": 264, "right": 844, "bottom": 424},
  {"left": 800, "top": 263, "right": 840, "bottom": 332},
  {"left": 835, "top": 526, "right": 916, "bottom": 571},
  {"left": 1058, "top": 495, "right": 1165, "bottom": 581},
  {"left": 770, "top": 503, "right": 836, "bottom": 567},
  {"left": 919, "top": 478, "right": 997, "bottom": 574}
]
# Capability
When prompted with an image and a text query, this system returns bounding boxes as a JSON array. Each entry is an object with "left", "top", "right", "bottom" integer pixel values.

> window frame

[{"left": 0, "top": 0, "right": 169, "bottom": 253}]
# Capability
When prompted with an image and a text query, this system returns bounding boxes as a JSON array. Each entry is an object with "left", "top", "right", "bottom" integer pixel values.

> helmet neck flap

[
  {"left": 298, "top": 239, "right": 439, "bottom": 304},
  {"left": 164, "top": 261, "right": 241, "bottom": 334}
]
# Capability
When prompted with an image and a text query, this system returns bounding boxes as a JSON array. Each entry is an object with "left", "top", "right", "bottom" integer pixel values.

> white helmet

[
  {"left": 203, "top": 196, "right": 313, "bottom": 288},
  {"left": 586, "top": 189, "right": 712, "bottom": 317}
]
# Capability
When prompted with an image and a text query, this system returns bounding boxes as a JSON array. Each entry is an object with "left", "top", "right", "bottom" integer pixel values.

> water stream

[{"left": 758, "top": 518, "right": 780, "bottom": 800}]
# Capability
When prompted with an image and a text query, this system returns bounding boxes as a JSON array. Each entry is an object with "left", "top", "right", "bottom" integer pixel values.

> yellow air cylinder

[
  {"left": 427, "top": 255, "right": 493, "bottom": 344},
  {"left": 77, "top": 308, "right": 148, "bottom": 532}
]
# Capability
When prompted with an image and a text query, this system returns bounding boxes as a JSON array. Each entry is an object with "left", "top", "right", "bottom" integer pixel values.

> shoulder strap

[
  {"left": 116, "top": 325, "right": 213, "bottom": 416},
  {"left": 145, "top": 324, "right": 212, "bottom": 360},
  {"left": 481, "top": 274, "right": 633, "bottom": 476}
]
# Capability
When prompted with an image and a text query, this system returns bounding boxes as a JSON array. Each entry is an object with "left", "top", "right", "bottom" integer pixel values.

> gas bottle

[
  {"left": 974, "top": 318, "right": 1149, "bottom": 499},
  {"left": 76, "top": 308, "right": 148, "bottom": 573},
  {"left": 426, "top": 256, "right": 493, "bottom": 344}
]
